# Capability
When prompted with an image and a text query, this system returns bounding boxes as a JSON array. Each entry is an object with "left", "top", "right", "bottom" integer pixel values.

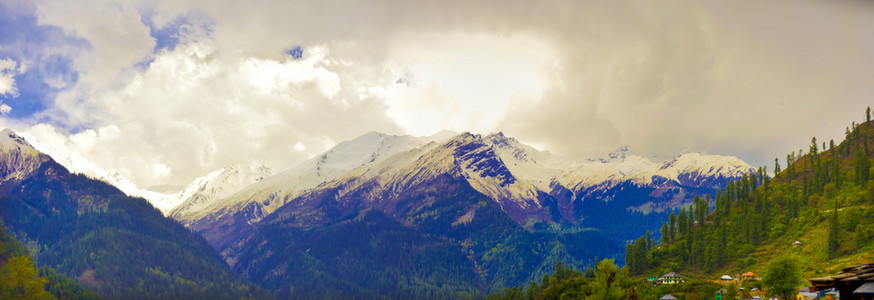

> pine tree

[
  {"left": 678, "top": 208, "right": 687, "bottom": 236},
  {"left": 645, "top": 230, "right": 653, "bottom": 251},
  {"left": 592, "top": 259, "right": 624, "bottom": 300},
  {"left": 775, "top": 158, "right": 781, "bottom": 175},
  {"left": 660, "top": 223, "right": 669, "bottom": 244},
  {"left": 525, "top": 282, "right": 539, "bottom": 300},
  {"left": 669, "top": 213, "right": 677, "bottom": 240}
]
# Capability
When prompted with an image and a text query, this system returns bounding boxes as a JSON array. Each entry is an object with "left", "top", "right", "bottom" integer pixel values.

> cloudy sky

[{"left": 0, "top": 0, "right": 872, "bottom": 191}]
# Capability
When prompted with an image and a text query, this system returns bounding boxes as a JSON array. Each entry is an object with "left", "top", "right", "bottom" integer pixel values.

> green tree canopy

[
  {"left": 0, "top": 256, "right": 54, "bottom": 300},
  {"left": 762, "top": 256, "right": 803, "bottom": 300},
  {"left": 591, "top": 259, "right": 624, "bottom": 300}
]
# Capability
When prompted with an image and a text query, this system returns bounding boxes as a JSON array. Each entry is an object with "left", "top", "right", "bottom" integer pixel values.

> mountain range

[
  {"left": 160, "top": 131, "right": 753, "bottom": 249},
  {"left": 11, "top": 128, "right": 754, "bottom": 297}
]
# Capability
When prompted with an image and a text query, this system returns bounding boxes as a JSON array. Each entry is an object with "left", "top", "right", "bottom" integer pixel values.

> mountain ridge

[{"left": 0, "top": 128, "right": 270, "bottom": 298}]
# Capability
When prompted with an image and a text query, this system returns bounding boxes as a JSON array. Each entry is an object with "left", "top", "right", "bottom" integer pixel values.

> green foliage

[
  {"left": 486, "top": 259, "right": 631, "bottom": 300},
  {"left": 38, "top": 267, "right": 100, "bottom": 300},
  {"left": 1, "top": 218, "right": 93, "bottom": 300},
  {"left": 630, "top": 107, "right": 874, "bottom": 296},
  {"left": 625, "top": 236, "right": 648, "bottom": 275},
  {"left": 725, "top": 282, "right": 739, "bottom": 300},
  {"left": 827, "top": 200, "right": 840, "bottom": 257},
  {"left": 762, "top": 256, "right": 803, "bottom": 300},
  {"left": 0, "top": 161, "right": 268, "bottom": 299},
  {"left": 591, "top": 259, "right": 624, "bottom": 300},
  {"left": 626, "top": 285, "right": 642, "bottom": 300},
  {"left": 0, "top": 256, "right": 54, "bottom": 300}
]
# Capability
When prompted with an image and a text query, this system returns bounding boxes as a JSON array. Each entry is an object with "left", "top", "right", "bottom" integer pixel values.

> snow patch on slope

[
  {"left": 179, "top": 131, "right": 456, "bottom": 224},
  {"left": 169, "top": 163, "right": 272, "bottom": 221}
]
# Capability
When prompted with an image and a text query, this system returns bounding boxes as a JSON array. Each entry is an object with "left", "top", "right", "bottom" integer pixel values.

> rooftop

[
  {"left": 809, "top": 263, "right": 874, "bottom": 291},
  {"left": 856, "top": 282, "right": 874, "bottom": 294}
]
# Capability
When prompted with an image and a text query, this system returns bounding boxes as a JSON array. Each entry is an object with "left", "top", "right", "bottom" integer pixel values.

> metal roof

[{"left": 855, "top": 282, "right": 874, "bottom": 294}]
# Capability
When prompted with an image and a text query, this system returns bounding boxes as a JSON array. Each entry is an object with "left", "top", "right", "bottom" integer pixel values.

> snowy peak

[
  {"left": 452, "top": 133, "right": 516, "bottom": 187},
  {"left": 284, "top": 130, "right": 455, "bottom": 178},
  {"left": 0, "top": 128, "right": 48, "bottom": 181},
  {"left": 174, "top": 131, "right": 457, "bottom": 225},
  {"left": 659, "top": 153, "right": 754, "bottom": 177},
  {"left": 0, "top": 128, "right": 36, "bottom": 151},
  {"left": 169, "top": 162, "right": 272, "bottom": 220},
  {"left": 655, "top": 152, "right": 755, "bottom": 188}
]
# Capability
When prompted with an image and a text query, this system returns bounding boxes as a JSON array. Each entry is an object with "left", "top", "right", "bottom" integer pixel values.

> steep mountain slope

[
  {"left": 626, "top": 112, "right": 874, "bottom": 286},
  {"left": 0, "top": 129, "right": 269, "bottom": 299},
  {"left": 184, "top": 131, "right": 456, "bottom": 249},
  {"left": 232, "top": 173, "right": 623, "bottom": 298},
  {"left": 0, "top": 216, "right": 100, "bottom": 299}
]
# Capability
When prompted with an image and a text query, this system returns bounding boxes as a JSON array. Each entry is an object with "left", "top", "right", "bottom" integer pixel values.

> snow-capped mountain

[
  {"left": 178, "top": 131, "right": 754, "bottom": 249},
  {"left": 322, "top": 132, "right": 754, "bottom": 222},
  {"left": 169, "top": 163, "right": 272, "bottom": 222},
  {"left": 554, "top": 148, "right": 754, "bottom": 195},
  {"left": 177, "top": 131, "right": 457, "bottom": 246},
  {"left": 0, "top": 129, "right": 49, "bottom": 181}
]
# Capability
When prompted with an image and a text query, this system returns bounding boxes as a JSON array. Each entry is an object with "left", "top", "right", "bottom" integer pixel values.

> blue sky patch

[
  {"left": 0, "top": 2, "right": 87, "bottom": 121},
  {"left": 285, "top": 46, "right": 304, "bottom": 60}
]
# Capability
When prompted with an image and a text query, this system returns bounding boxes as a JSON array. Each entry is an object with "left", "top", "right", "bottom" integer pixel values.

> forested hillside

[
  {"left": 0, "top": 129, "right": 271, "bottom": 299},
  {"left": 486, "top": 107, "right": 874, "bottom": 300},
  {"left": 627, "top": 107, "right": 874, "bottom": 280},
  {"left": 1, "top": 217, "right": 100, "bottom": 299}
]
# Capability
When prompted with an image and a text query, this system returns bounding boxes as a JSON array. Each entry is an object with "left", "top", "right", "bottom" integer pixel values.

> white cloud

[
  {"left": 27, "top": 38, "right": 398, "bottom": 188},
  {"left": 34, "top": 0, "right": 155, "bottom": 87},
  {"left": 379, "top": 33, "right": 555, "bottom": 136},
  {"left": 9, "top": 0, "right": 874, "bottom": 191},
  {"left": 0, "top": 58, "right": 21, "bottom": 97}
]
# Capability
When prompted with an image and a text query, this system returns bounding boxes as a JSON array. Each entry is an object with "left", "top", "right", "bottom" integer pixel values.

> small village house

[
  {"left": 796, "top": 286, "right": 818, "bottom": 300},
  {"left": 658, "top": 272, "right": 685, "bottom": 285}
]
